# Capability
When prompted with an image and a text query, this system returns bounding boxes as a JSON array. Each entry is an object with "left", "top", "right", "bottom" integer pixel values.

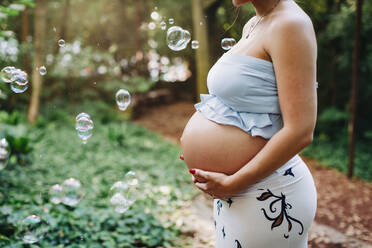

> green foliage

[
  {"left": 38, "top": 99, "right": 126, "bottom": 127},
  {"left": 98, "top": 76, "right": 156, "bottom": 96},
  {"left": 0, "top": 1, "right": 34, "bottom": 38},
  {"left": 316, "top": 107, "right": 349, "bottom": 138},
  {"left": 0, "top": 115, "right": 197, "bottom": 247},
  {"left": 0, "top": 1, "right": 33, "bottom": 17},
  {"left": 40, "top": 40, "right": 156, "bottom": 109},
  {"left": 50, "top": 41, "right": 117, "bottom": 79},
  {"left": 0, "top": 111, "right": 33, "bottom": 166},
  {"left": 0, "top": 110, "right": 22, "bottom": 125},
  {"left": 302, "top": 132, "right": 372, "bottom": 181}
]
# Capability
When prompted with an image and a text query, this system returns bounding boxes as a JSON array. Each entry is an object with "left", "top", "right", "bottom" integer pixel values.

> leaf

[
  {"left": 271, "top": 211, "right": 284, "bottom": 229},
  {"left": 256, "top": 190, "right": 274, "bottom": 201}
]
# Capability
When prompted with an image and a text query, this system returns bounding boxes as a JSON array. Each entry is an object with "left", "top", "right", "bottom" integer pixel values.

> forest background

[{"left": 0, "top": 0, "right": 371, "bottom": 247}]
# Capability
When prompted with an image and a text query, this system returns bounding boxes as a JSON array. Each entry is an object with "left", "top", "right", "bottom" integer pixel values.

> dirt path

[{"left": 134, "top": 101, "right": 372, "bottom": 248}]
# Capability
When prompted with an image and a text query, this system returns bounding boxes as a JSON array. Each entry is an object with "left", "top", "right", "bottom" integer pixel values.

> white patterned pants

[{"left": 213, "top": 155, "right": 317, "bottom": 248}]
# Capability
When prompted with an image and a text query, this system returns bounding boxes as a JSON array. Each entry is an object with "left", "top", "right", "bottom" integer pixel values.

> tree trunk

[
  {"left": 191, "top": 0, "right": 211, "bottom": 102},
  {"left": 347, "top": 0, "right": 363, "bottom": 178},
  {"left": 28, "top": 0, "right": 47, "bottom": 124},
  {"left": 22, "top": 7, "right": 30, "bottom": 74}
]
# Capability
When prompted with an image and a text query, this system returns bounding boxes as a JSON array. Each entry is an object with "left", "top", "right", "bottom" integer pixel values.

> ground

[{"left": 134, "top": 101, "right": 372, "bottom": 248}]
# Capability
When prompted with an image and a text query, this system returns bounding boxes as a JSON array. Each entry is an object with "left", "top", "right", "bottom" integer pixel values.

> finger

[
  {"left": 191, "top": 175, "right": 196, "bottom": 183},
  {"left": 194, "top": 182, "right": 208, "bottom": 191},
  {"left": 194, "top": 169, "right": 210, "bottom": 180},
  {"left": 194, "top": 174, "right": 208, "bottom": 183},
  {"left": 189, "top": 169, "right": 208, "bottom": 183}
]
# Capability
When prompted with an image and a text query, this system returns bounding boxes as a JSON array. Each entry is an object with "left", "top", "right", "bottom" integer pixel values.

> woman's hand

[
  {"left": 179, "top": 154, "right": 239, "bottom": 198},
  {"left": 189, "top": 168, "right": 238, "bottom": 199}
]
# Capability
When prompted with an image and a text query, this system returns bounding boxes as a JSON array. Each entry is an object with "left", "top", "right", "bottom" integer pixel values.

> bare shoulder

[
  {"left": 242, "top": 16, "right": 258, "bottom": 37},
  {"left": 273, "top": 13, "right": 315, "bottom": 39},
  {"left": 267, "top": 12, "right": 317, "bottom": 62}
]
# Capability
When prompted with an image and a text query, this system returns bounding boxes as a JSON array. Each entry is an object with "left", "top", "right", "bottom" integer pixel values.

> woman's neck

[{"left": 251, "top": 0, "right": 282, "bottom": 17}]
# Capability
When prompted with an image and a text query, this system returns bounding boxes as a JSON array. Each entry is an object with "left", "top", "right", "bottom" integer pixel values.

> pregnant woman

[{"left": 180, "top": 0, "right": 318, "bottom": 247}]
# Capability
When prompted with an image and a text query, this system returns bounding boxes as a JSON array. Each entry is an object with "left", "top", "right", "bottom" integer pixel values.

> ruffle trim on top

[{"left": 194, "top": 94, "right": 283, "bottom": 139}]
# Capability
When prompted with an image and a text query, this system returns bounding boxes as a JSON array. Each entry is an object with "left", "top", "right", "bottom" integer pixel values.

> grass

[{"left": 0, "top": 117, "right": 198, "bottom": 247}]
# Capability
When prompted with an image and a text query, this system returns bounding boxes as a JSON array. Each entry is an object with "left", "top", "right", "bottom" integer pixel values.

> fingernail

[
  {"left": 189, "top": 169, "right": 196, "bottom": 174},
  {"left": 180, "top": 155, "right": 184, "bottom": 160}
]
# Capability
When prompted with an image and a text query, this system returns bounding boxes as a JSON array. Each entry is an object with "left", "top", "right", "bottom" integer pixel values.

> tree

[
  {"left": 347, "top": 0, "right": 363, "bottom": 178},
  {"left": 28, "top": 0, "right": 47, "bottom": 124},
  {"left": 191, "top": 0, "right": 217, "bottom": 101},
  {"left": 22, "top": 6, "right": 30, "bottom": 74}
]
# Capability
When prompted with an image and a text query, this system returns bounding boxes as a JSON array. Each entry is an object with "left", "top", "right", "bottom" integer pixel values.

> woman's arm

[
  {"left": 227, "top": 16, "right": 318, "bottom": 192},
  {"left": 191, "top": 15, "right": 318, "bottom": 198}
]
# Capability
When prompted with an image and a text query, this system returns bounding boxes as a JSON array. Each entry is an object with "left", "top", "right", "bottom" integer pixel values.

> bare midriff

[{"left": 180, "top": 110, "right": 269, "bottom": 175}]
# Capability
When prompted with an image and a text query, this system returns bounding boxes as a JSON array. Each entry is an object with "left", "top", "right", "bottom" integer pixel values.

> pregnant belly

[{"left": 180, "top": 111, "right": 269, "bottom": 175}]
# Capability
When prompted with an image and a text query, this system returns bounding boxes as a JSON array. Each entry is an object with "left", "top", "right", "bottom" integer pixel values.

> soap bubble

[
  {"left": 39, "top": 66, "right": 47, "bottom": 76},
  {"left": 58, "top": 39, "right": 66, "bottom": 47},
  {"left": 124, "top": 171, "right": 138, "bottom": 187},
  {"left": 61, "top": 178, "right": 84, "bottom": 206},
  {"left": 160, "top": 21, "right": 167, "bottom": 30},
  {"left": 75, "top": 116, "right": 94, "bottom": 131},
  {"left": 191, "top": 40, "right": 199, "bottom": 49},
  {"left": 11, "top": 69, "right": 28, "bottom": 84},
  {"left": 109, "top": 181, "right": 130, "bottom": 213},
  {"left": 0, "top": 138, "right": 9, "bottom": 170},
  {"left": 229, "top": 38, "right": 237, "bottom": 47},
  {"left": 110, "top": 181, "right": 129, "bottom": 192},
  {"left": 221, "top": 38, "right": 236, "bottom": 51},
  {"left": 151, "top": 11, "right": 160, "bottom": 21},
  {"left": 166, "top": 26, "right": 191, "bottom": 51},
  {"left": 0, "top": 66, "right": 16, "bottom": 83},
  {"left": 123, "top": 171, "right": 138, "bottom": 205},
  {"left": 115, "top": 89, "right": 131, "bottom": 111},
  {"left": 75, "top": 114, "right": 94, "bottom": 144},
  {"left": 49, "top": 184, "right": 63, "bottom": 204},
  {"left": 183, "top": 29, "right": 191, "bottom": 44},
  {"left": 124, "top": 184, "right": 137, "bottom": 205},
  {"left": 10, "top": 81, "right": 28, "bottom": 94},
  {"left": 75, "top": 112, "right": 91, "bottom": 121},
  {"left": 167, "top": 26, "right": 185, "bottom": 51},
  {"left": 110, "top": 192, "right": 130, "bottom": 214},
  {"left": 168, "top": 18, "right": 174, "bottom": 24},
  {"left": 109, "top": 179, "right": 137, "bottom": 213},
  {"left": 18, "top": 215, "right": 47, "bottom": 244},
  {"left": 10, "top": 70, "right": 28, "bottom": 93},
  {"left": 77, "top": 129, "right": 93, "bottom": 144}
]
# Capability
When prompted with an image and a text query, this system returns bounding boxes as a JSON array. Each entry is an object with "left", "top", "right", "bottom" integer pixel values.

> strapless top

[{"left": 194, "top": 52, "right": 318, "bottom": 139}]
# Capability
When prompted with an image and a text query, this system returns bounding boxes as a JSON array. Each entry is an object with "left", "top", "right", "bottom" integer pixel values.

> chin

[{"left": 232, "top": 0, "right": 252, "bottom": 6}]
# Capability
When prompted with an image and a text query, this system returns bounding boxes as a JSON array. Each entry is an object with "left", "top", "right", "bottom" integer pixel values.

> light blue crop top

[{"left": 194, "top": 52, "right": 318, "bottom": 139}]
